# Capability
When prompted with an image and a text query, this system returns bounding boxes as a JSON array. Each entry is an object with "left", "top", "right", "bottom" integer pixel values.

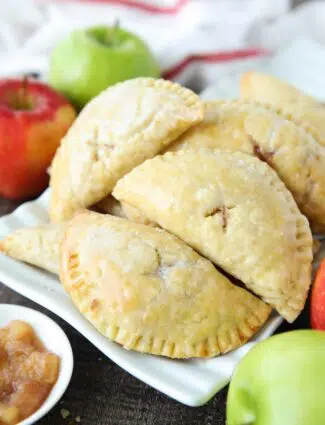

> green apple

[
  {"left": 49, "top": 24, "right": 160, "bottom": 109},
  {"left": 227, "top": 330, "right": 325, "bottom": 425}
]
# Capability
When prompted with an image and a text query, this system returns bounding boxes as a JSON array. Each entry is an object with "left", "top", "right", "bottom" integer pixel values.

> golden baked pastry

[
  {"left": 49, "top": 78, "right": 204, "bottom": 222},
  {"left": 60, "top": 211, "right": 271, "bottom": 358},
  {"left": 240, "top": 71, "right": 325, "bottom": 146},
  {"left": 120, "top": 202, "right": 157, "bottom": 227},
  {"left": 168, "top": 100, "right": 325, "bottom": 232},
  {"left": 0, "top": 224, "right": 63, "bottom": 274},
  {"left": 113, "top": 150, "right": 313, "bottom": 322}
]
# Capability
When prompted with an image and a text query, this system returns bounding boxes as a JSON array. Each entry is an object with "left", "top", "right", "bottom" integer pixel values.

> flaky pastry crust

[
  {"left": 168, "top": 100, "right": 325, "bottom": 232},
  {"left": 114, "top": 150, "right": 313, "bottom": 322},
  {"left": 49, "top": 78, "right": 203, "bottom": 222},
  {"left": 60, "top": 211, "right": 271, "bottom": 358}
]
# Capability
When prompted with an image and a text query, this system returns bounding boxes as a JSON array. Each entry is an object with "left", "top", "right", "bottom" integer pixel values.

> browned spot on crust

[
  {"left": 68, "top": 253, "right": 79, "bottom": 269},
  {"left": 91, "top": 299, "right": 100, "bottom": 311},
  {"left": 202, "top": 342, "right": 209, "bottom": 357},
  {"left": 71, "top": 281, "right": 83, "bottom": 290}
]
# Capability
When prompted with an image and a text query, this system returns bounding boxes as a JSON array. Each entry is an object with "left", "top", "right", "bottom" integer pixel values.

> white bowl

[{"left": 0, "top": 304, "right": 74, "bottom": 425}]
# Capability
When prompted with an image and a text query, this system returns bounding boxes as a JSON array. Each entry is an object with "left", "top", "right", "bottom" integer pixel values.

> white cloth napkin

[
  {"left": 0, "top": 0, "right": 289, "bottom": 83},
  {"left": 0, "top": 0, "right": 325, "bottom": 92}
]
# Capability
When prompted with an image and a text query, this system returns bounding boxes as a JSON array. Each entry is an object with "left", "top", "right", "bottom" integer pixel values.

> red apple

[
  {"left": 311, "top": 258, "right": 325, "bottom": 330},
  {"left": 0, "top": 78, "right": 76, "bottom": 199}
]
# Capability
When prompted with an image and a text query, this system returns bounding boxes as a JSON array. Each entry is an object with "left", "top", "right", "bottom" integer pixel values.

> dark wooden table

[{"left": 0, "top": 197, "right": 310, "bottom": 425}]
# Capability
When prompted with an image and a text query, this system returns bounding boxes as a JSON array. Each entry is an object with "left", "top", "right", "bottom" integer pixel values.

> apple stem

[{"left": 111, "top": 19, "right": 120, "bottom": 46}]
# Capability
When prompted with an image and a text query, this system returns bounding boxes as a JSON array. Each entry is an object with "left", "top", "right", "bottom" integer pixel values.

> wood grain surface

[{"left": 0, "top": 195, "right": 309, "bottom": 425}]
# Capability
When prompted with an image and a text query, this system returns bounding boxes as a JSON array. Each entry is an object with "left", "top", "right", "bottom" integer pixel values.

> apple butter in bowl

[{"left": 0, "top": 320, "right": 60, "bottom": 425}]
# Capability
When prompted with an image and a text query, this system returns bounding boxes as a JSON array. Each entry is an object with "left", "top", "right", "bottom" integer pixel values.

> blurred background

[
  {"left": 0, "top": 0, "right": 322, "bottom": 94},
  {"left": 1, "top": 0, "right": 325, "bottom": 201},
  {"left": 2, "top": 0, "right": 324, "bottom": 203}
]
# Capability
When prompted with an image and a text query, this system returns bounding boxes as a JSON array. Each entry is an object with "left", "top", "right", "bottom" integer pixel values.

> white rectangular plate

[
  {"left": 0, "top": 191, "right": 283, "bottom": 406},
  {"left": 3, "top": 40, "right": 325, "bottom": 405}
]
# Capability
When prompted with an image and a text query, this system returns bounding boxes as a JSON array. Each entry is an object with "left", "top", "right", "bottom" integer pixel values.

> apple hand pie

[
  {"left": 0, "top": 224, "right": 64, "bottom": 274},
  {"left": 113, "top": 149, "right": 313, "bottom": 322},
  {"left": 240, "top": 71, "right": 325, "bottom": 147},
  {"left": 60, "top": 211, "right": 271, "bottom": 358},
  {"left": 168, "top": 100, "right": 325, "bottom": 232},
  {"left": 49, "top": 78, "right": 204, "bottom": 222}
]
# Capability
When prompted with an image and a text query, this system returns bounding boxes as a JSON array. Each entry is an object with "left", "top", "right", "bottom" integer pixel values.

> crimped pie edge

[
  {"left": 49, "top": 78, "right": 204, "bottom": 222},
  {"left": 60, "top": 211, "right": 272, "bottom": 358},
  {"left": 113, "top": 149, "right": 313, "bottom": 322}
]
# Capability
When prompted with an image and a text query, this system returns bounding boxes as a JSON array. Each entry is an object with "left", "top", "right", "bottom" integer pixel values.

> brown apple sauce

[{"left": 0, "top": 320, "right": 60, "bottom": 425}]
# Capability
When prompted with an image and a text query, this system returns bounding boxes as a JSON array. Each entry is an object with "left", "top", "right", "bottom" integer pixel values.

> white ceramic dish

[
  {"left": 0, "top": 190, "right": 283, "bottom": 407},
  {"left": 0, "top": 303, "right": 73, "bottom": 425},
  {"left": 3, "top": 39, "right": 325, "bottom": 405}
]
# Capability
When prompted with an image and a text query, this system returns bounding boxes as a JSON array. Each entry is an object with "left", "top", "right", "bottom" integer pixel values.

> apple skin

[
  {"left": 0, "top": 79, "right": 76, "bottom": 200},
  {"left": 311, "top": 259, "right": 325, "bottom": 329},
  {"left": 49, "top": 25, "right": 160, "bottom": 109},
  {"left": 227, "top": 330, "right": 325, "bottom": 425}
]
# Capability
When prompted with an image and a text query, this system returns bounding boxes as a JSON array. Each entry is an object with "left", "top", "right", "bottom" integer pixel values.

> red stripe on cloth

[
  {"left": 163, "top": 48, "right": 268, "bottom": 80},
  {"left": 53, "top": 0, "right": 189, "bottom": 14}
]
